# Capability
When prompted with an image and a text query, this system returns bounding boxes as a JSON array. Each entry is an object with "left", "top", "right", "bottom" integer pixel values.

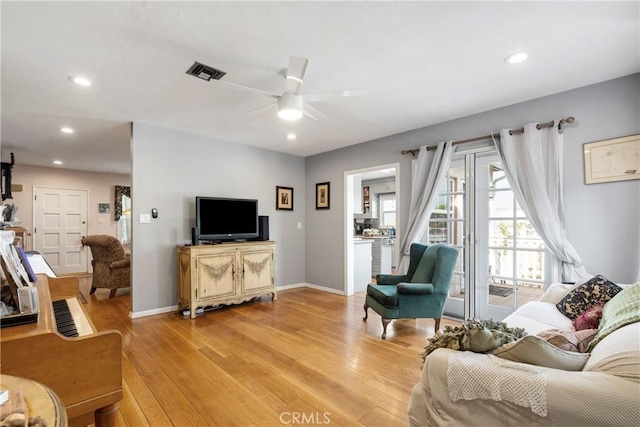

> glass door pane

[
  {"left": 426, "top": 158, "right": 466, "bottom": 318},
  {"left": 475, "top": 152, "right": 545, "bottom": 320}
]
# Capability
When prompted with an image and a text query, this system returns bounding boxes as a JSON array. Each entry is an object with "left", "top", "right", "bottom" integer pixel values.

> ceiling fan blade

[
  {"left": 284, "top": 56, "right": 309, "bottom": 95},
  {"left": 304, "top": 89, "right": 368, "bottom": 103},
  {"left": 218, "top": 80, "right": 280, "bottom": 99},
  {"left": 245, "top": 102, "right": 277, "bottom": 116},
  {"left": 302, "top": 102, "right": 327, "bottom": 120}
]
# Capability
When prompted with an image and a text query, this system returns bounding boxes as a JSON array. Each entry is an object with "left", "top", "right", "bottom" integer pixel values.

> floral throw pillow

[
  {"left": 556, "top": 275, "right": 622, "bottom": 320},
  {"left": 574, "top": 304, "right": 605, "bottom": 330}
]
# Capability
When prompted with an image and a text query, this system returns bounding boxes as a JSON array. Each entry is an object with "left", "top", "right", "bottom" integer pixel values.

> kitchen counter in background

[
  {"left": 353, "top": 239, "right": 373, "bottom": 292},
  {"left": 370, "top": 237, "right": 394, "bottom": 276},
  {"left": 354, "top": 236, "right": 395, "bottom": 278}
]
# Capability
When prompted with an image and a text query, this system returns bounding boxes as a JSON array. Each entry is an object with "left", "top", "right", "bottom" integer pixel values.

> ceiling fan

[{"left": 187, "top": 56, "right": 367, "bottom": 121}]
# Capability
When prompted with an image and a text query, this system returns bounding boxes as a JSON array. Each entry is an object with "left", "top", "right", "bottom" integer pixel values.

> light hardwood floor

[{"left": 77, "top": 277, "right": 460, "bottom": 427}]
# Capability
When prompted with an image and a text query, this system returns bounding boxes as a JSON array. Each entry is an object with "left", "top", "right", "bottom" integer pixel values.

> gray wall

[
  {"left": 131, "top": 124, "right": 306, "bottom": 315},
  {"left": 306, "top": 73, "right": 640, "bottom": 290}
]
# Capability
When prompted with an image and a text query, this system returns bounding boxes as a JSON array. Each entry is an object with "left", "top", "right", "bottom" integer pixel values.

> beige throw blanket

[{"left": 447, "top": 352, "right": 548, "bottom": 417}]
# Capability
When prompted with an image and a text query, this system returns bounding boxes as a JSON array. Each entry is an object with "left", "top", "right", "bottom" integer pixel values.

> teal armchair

[{"left": 363, "top": 243, "right": 458, "bottom": 339}]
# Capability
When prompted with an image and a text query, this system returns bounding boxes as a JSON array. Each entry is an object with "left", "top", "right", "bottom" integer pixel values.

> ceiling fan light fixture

[
  {"left": 277, "top": 94, "right": 304, "bottom": 121},
  {"left": 278, "top": 108, "right": 303, "bottom": 121}
]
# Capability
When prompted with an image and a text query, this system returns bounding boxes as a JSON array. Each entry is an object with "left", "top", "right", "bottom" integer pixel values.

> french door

[{"left": 427, "top": 149, "right": 546, "bottom": 320}]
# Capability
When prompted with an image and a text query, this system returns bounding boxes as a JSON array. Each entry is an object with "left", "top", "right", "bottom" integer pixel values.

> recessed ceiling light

[
  {"left": 504, "top": 51, "right": 529, "bottom": 65},
  {"left": 53, "top": 160, "right": 63, "bottom": 165},
  {"left": 68, "top": 76, "right": 92, "bottom": 86},
  {"left": 61, "top": 127, "right": 74, "bottom": 134},
  {"left": 286, "top": 133, "right": 297, "bottom": 140}
]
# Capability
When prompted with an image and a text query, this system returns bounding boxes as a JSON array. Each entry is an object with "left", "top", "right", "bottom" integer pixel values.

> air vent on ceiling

[{"left": 186, "top": 61, "right": 226, "bottom": 81}]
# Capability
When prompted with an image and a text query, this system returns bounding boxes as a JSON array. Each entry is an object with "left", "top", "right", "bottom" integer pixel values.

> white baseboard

[
  {"left": 277, "top": 282, "right": 345, "bottom": 295},
  {"left": 130, "top": 283, "right": 345, "bottom": 319},
  {"left": 299, "top": 283, "right": 346, "bottom": 295},
  {"left": 130, "top": 305, "right": 178, "bottom": 319}
]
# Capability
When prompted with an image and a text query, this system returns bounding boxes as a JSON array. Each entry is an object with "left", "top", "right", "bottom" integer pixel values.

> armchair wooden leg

[
  {"left": 363, "top": 302, "right": 369, "bottom": 321},
  {"left": 434, "top": 317, "right": 441, "bottom": 332},
  {"left": 109, "top": 289, "right": 117, "bottom": 298},
  {"left": 381, "top": 318, "right": 391, "bottom": 339},
  {"left": 90, "top": 286, "right": 97, "bottom": 295}
]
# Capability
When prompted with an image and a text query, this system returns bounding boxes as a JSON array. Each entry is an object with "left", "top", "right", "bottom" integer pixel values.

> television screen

[{"left": 196, "top": 197, "right": 258, "bottom": 241}]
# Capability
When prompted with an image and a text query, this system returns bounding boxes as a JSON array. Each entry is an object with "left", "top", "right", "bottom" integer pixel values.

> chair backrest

[
  {"left": 408, "top": 243, "right": 458, "bottom": 294},
  {"left": 82, "top": 235, "right": 126, "bottom": 265}
]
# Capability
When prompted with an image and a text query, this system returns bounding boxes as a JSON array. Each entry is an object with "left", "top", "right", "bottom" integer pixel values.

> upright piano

[{"left": 1, "top": 275, "right": 122, "bottom": 427}]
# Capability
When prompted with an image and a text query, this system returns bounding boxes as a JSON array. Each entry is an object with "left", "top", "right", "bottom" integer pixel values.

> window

[
  {"left": 379, "top": 194, "right": 396, "bottom": 227},
  {"left": 117, "top": 194, "right": 131, "bottom": 245},
  {"left": 487, "top": 163, "right": 545, "bottom": 309}
]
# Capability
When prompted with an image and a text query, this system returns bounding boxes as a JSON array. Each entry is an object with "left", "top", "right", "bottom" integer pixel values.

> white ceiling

[{"left": 2, "top": 1, "right": 639, "bottom": 175}]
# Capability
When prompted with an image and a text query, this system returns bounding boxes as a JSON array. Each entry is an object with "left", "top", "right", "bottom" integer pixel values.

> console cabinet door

[
  {"left": 240, "top": 249, "right": 273, "bottom": 294},
  {"left": 196, "top": 253, "right": 235, "bottom": 299}
]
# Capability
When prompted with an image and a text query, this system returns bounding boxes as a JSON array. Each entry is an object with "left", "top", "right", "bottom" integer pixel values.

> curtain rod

[{"left": 401, "top": 116, "right": 575, "bottom": 156}]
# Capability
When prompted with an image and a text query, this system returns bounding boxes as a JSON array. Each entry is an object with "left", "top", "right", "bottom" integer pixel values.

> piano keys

[
  {"left": 0, "top": 275, "right": 122, "bottom": 427},
  {"left": 52, "top": 298, "right": 93, "bottom": 337}
]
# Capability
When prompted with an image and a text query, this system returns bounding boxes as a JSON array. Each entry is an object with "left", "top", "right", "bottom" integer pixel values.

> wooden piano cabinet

[{"left": 0, "top": 276, "right": 123, "bottom": 427}]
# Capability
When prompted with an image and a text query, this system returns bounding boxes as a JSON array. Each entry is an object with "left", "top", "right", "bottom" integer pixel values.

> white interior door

[{"left": 34, "top": 187, "right": 88, "bottom": 274}]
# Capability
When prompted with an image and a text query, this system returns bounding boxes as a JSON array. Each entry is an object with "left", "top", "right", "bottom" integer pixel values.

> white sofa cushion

[
  {"left": 503, "top": 301, "right": 574, "bottom": 335},
  {"left": 583, "top": 322, "right": 640, "bottom": 381},
  {"left": 539, "top": 283, "right": 575, "bottom": 304}
]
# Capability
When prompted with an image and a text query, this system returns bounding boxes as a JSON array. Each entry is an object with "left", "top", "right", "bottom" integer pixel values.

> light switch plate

[
  {"left": 297, "top": 222, "right": 302, "bottom": 229},
  {"left": 139, "top": 213, "right": 151, "bottom": 224}
]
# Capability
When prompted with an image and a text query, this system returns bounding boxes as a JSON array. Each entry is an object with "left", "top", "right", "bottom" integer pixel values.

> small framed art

[
  {"left": 276, "top": 186, "right": 293, "bottom": 211},
  {"left": 584, "top": 134, "right": 639, "bottom": 184},
  {"left": 316, "top": 182, "right": 330, "bottom": 210},
  {"left": 98, "top": 203, "right": 110, "bottom": 214}
]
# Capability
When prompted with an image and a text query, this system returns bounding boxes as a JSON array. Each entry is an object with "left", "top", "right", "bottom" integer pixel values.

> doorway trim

[{"left": 344, "top": 162, "right": 400, "bottom": 296}]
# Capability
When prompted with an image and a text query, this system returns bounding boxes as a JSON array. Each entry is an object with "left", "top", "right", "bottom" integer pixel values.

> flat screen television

[{"left": 195, "top": 197, "right": 259, "bottom": 242}]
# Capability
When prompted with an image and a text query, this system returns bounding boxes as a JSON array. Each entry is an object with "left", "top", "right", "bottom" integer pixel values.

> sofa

[{"left": 408, "top": 277, "right": 640, "bottom": 426}]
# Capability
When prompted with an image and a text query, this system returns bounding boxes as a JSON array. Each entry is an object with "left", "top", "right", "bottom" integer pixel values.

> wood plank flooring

[{"left": 78, "top": 278, "right": 460, "bottom": 426}]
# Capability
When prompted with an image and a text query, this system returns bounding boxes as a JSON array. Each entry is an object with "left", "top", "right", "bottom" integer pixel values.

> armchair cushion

[
  {"left": 366, "top": 285, "right": 398, "bottom": 307},
  {"left": 398, "top": 282, "right": 434, "bottom": 295}
]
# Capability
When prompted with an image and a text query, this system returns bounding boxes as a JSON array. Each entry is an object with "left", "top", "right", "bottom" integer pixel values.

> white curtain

[
  {"left": 397, "top": 141, "right": 456, "bottom": 273},
  {"left": 492, "top": 121, "right": 587, "bottom": 282}
]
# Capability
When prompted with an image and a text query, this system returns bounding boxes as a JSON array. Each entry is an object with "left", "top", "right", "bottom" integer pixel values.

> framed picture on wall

[
  {"left": 584, "top": 134, "right": 640, "bottom": 184},
  {"left": 98, "top": 203, "right": 110, "bottom": 214},
  {"left": 316, "top": 182, "right": 330, "bottom": 209},
  {"left": 276, "top": 186, "right": 293, "bottom": 211}
]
